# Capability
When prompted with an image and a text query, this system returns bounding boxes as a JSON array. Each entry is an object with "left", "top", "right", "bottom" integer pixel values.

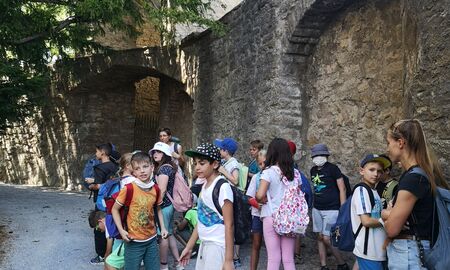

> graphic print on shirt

[
  {"left": 312, "top": 173, "right": 327, "bottom": 193},
  {"left": 197, "top": 198, "right": 224, "bottom": 227},
  {"left": 130, "top": 196, "right": 153, "bottom": 229}
]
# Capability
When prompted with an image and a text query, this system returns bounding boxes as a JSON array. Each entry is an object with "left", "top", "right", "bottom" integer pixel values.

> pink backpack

[
  {"left": 160, "top": 164, "right": 193, "bottom": 212},
  {"left": 271, "top": 167, "right": 309, "bottom": 237}
]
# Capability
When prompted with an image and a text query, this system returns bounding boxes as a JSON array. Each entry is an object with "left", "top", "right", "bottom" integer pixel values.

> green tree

[{"left": 0, "top": 0, "right": 224, "bottom": 132}]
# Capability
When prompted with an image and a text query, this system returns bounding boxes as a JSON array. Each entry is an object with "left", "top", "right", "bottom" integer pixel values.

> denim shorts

[
  {"left": 251, "top": 216, "right": 263, "bottom": 233},
  {"left": 387, "top": 239, "right": 429, "bottom": 270},
  {"left": 158, "top": 204, "right": 174, "bottom": 235}
]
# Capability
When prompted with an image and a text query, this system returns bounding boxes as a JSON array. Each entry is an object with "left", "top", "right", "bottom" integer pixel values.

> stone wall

[
  {"left": 181, "top": 0, "right": 313, "bottom": 163},
  {"left": 182, "top": 0, "right": 449, "bottom": 178},
  {"left": 304, "top": 0, "right": 406, "bottom": 176},
  {"left": 302, "top": 0, "right": 449, "bottom": 179},
  {"left": 1, "top": 0, "right": 448, "bottom": 186}
]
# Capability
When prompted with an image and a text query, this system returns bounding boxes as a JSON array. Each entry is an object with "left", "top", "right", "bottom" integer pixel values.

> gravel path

[{"left": 0, "top": 183, "right": 353, "bottom": 270}]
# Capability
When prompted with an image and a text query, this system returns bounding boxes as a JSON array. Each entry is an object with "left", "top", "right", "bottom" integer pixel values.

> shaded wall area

[{"left": 0, "top": 50, "right": 192, "bottom": 188}]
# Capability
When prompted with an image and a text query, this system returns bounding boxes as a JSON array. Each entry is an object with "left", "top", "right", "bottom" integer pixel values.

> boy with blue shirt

[
  {"left": 351, "top": 154, "right": 390, "bottom": 270},
  {"left": 248, "top": 140, "right": 264, "bottom": 179}
]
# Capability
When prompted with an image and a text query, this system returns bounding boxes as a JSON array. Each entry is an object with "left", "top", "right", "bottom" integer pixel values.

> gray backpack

[{"left": 410, "top": 167, "right": 450, "bottom": 270}]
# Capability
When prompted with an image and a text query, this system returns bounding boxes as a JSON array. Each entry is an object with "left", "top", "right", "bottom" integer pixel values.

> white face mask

[{"left": 312, "top": 156, "right": 327, "bottom": 167}]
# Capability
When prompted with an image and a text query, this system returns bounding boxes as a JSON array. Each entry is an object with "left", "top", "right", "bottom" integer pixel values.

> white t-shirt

[
  {"left": 197, "top": 176, "right": 234, "bottom": 246},
  {"left": 223, "top": 157, "right": 240, "bottom": 175},
  {"left": 246, "top": 173, "right": 261, "bottom": 217},
  {"left": 259, "top": 166, "right": 290, "bottom": 218},
  {"left": 351, "top": 185, "right": 386, "bottom": 261}
]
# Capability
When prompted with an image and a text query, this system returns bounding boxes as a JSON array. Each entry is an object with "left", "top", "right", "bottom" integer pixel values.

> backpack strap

[
  {"left": 154, "top": 183, "right": 161, "bottom": 204},
  {"left": 212, "top": 178, "right": 228, "bottom": 216},
  {"left": 122, "top": 183, "right": 134, "bottom": 230},
  {"left": 352, "top": 182, "right": 375, "bottom": 255}
]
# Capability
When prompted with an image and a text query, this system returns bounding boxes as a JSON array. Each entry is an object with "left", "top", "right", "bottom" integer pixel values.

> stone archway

[{"left": 0, "top": 47, "right": 193, "bottom": 187}]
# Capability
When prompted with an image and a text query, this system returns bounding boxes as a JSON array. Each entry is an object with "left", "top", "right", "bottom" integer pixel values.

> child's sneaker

[
  {"left": 89, "top": 255, "right": 104, "bottom": 265},
  {"left": 175, "top": 264, "right": 185, "bottom": 270},
  {"left": 233, "top": 258, "right": 242, "bottom": 268},
  {"left": 320, "top": 266, "right": 330, "bottom": 270},
  {"left": 337, "top": 263, "right": 349, "bottom": 270}
]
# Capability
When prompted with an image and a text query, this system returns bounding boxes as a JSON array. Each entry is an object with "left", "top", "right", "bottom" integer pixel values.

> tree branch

[
  {"left": 13, "top": 16, "right": 79, "bottom": 45},
  {"left": 27, "top": 0, "right": 73, "bottom": 6}
]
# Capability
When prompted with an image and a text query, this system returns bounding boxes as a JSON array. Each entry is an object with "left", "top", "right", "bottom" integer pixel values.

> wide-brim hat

[
  {"left": 185, "top": 143, "right": 221, "bottom": 162},
  {"left": 360, "top": 154, "right": 392, "bottom": 170},
  {"left": 149, "top": 142, "right": 172, "bottom": 157},
  {"left": 311, "top": 143, "right": 330, "bottom": 158}
]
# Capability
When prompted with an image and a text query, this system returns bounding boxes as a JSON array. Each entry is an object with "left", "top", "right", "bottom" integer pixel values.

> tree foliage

[{"left": 0, "top": 0, "right": 224, "bottom": 132}]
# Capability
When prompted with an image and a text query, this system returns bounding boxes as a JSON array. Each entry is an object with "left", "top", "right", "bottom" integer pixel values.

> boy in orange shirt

[{"left": 112, "top": 152, "right": 167, "bottom": 270}]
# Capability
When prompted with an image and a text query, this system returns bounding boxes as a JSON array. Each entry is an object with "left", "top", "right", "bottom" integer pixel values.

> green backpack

[{"left": 238, "top": 163, "right": 249, "bottom": 191}]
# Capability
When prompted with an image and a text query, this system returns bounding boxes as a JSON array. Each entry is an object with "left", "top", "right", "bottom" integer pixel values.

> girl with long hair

[
  {"left": 256, "top": 138, "right": 297, "bottom": 270},
  {"left": 149, "top": 142, "right": 183, "bottom": 270},
  {"left": 381, "top": 119, "right": 449, "bottom": 269}
]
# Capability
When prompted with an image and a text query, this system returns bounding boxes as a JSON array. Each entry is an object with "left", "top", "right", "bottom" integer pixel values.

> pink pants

[{"left": 262, "top": 217, "right": 296, "bottom": 270}]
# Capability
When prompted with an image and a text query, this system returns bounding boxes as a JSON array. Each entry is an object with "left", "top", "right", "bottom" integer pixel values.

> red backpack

[{"left": 105, "top": 183, "right": 160, "bottom": 239}]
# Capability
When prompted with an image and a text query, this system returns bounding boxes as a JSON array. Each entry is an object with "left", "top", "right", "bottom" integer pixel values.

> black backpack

[{"left": 212, "top": 178, "right": 252, "bottom": 245}]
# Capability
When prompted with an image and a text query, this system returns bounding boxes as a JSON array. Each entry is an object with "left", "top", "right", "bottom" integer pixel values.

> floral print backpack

[{"left": 271, "top": 167, "right": 310, "bottom": 237}]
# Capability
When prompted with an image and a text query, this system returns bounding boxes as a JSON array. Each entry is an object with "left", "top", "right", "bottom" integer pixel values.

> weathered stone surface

[
  {"left": 182, "top": 0, "right": 449, "bottom": 179},
  {"left": 0, "top": 49, "right": 189, "bottom": 187},
  {"left": 1, "top": 0, "right": 448, "bottom": 187}
]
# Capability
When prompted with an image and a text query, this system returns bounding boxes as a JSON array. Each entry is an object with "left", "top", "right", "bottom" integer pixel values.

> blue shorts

[
  {"left": 157, "top": 204, "right": 174, "bottom": 235},
  {"left": 251, "top": 216, "right": 263, "bottom": 233},
  {"left": 356, "top": 257, "right": 384, "bottom": 270}
]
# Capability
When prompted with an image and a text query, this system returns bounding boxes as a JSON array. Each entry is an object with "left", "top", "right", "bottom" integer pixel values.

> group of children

[{"left": 85, "top": 119, "right": 449, "bottom": 270}]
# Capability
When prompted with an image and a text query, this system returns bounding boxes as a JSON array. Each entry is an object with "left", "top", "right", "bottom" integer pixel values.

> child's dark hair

[
  {"left": 251, "top": 140, "right": 264, "bottom": 151},
  {"left": 96, "top": 143, "right": 113, "bottom": 156},
  {"left": 380, "top": 154, "right": 392, "bottom": 170},
  {"left": 158, "top": 127, "right": 172, "bottom": 136},
  {"left": 153, "top": 152, "right": 178, "bottom": 173},
  {"left": 131, "top": 151, "right": 152, "bottom": 165},
  {"left": 265, "top": 138, "right": 294, "bottom": 181},
  {"left": 192, "top": 155, "right": 220, "bottom": 170},
  {"left": 88, "top": 210, "right": 105, "bottom": 228}
]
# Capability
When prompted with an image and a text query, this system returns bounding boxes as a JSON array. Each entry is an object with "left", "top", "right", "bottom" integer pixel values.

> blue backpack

[
  {"left": 82, "top": 157, "right": 101, "bottom": 189},
  {"left": 409, "top": 167, "right": 450, "bottom": 270},
  {"left": 300, "top": 172, "right": 313, "bottom": 208},
  {"left": 96, "top": 178, "right": 121, "bottom": 212},
  {"left": 331, "top": 182, "right": 375, "bottom": 253}
]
